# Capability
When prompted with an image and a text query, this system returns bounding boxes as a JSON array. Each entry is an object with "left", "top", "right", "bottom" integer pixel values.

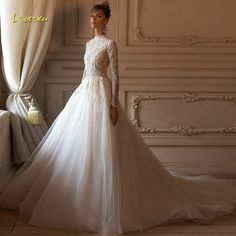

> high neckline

[{"left": 94, "top": 34, "right": 107, "bottom": 39}]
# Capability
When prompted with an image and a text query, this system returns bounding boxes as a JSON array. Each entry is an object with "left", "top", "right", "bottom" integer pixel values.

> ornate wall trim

[
  {"left": 64, "top": 0, "right": 95, "bottom": 45},
  {"left": 130, "top": 92, "right": 236, "bottom": 135},
  {"left": 132, "top": 0, "right": 236, "bottom": 46}
]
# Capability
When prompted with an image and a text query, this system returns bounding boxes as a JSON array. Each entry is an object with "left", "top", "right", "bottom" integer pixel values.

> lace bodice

[{"left": 82, "top": 34, "right": 119, "bottom": 107}]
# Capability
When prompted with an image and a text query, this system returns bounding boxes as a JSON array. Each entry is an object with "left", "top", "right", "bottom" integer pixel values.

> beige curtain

[
  {"left": 0, "top": 0, "right": 56, "bottom": 164},
  {"left": 0, "top": 111, "right": 11, "bottom": 179}
]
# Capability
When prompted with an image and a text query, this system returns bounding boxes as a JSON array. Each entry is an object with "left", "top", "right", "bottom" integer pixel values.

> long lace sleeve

[{"left": 107, "top": 40, "right": 119, "bottom": 107}]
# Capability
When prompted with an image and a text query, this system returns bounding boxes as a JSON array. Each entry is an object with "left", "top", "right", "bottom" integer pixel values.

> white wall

[{"left": 31, "top": 0, "right": 236, "bottom": 175}]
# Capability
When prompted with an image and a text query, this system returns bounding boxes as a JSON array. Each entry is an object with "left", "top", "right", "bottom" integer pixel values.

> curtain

[
  {"left": 0, "top": 0, "right": 56, "bottom": 165},
  {"left": 0, "top": 111, "right": 11, "bottom": 179}
]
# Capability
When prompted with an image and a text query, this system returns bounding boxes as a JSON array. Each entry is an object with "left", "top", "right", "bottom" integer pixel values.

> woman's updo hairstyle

[{"left": 91, "top": 1, "right": 111, "bottom": 19}]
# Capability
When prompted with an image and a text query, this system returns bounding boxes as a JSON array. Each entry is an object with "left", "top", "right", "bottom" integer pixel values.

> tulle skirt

[{"left": 1, "top": 75, "right": 236, "bottom": 235}]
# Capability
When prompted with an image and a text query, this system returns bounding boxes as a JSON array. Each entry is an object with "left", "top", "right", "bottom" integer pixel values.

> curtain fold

[{"left": 0, "top": 0, "right": 56, "bottom": 164}]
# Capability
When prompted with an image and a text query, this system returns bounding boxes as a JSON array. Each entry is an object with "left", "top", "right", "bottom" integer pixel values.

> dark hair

[{"left": 91, "top": 1, "right": 111, "bottom": 19}]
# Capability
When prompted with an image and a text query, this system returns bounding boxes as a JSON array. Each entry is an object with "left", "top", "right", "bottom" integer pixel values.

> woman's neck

[{"left": 94, "top": 29, "right": 105, "bottom": 37}]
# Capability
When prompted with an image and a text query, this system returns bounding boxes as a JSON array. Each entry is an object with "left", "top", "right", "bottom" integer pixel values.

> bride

[{"left": 1, "top": 1, "right": 236, "bottom": 235}]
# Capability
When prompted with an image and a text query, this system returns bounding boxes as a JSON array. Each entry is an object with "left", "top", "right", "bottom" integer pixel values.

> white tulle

[{"left": 1, "top": 34, "right": 236, "bottom": 236}]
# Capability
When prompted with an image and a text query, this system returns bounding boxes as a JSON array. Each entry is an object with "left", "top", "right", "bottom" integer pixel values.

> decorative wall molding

[
  {"left": 47, "top": 0, "right": 95, "bottom": 55},
  {"left": 132, "top": 0, "right": 236, "bottom": 47},
  {"left": 178, "top": 35, "right": 207, "bottom": 46},
  {"left": 130, "top": 92, "right": 236, "bottom": 135},
  {"left": 225, "top": 37, "right": 236, "bottom": 43},
  {"left": 44, "top": 83, "right": 78, "bottom": 124},
  {"left": 133, "top": 28, "right": 236, "bottom": 46},
  {"left": 133, "top": 28, "right": 160, "bottom": 43},
  {"left": 46, "top": 59, "right": 84, "bottom": 77},
  {"left": 64, "top": 0, "right": 93, "bottom": 45},
  {"left": 162, "top": 161, "right": 236, "bottom": 175},
  {"left": 162, "top": 161, "right": 236, "bottom": 169}
]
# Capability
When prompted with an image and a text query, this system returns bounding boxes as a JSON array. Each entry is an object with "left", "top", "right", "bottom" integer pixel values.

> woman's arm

[{"left": 107, "top": 40, "right": 119, "bottom": 107}]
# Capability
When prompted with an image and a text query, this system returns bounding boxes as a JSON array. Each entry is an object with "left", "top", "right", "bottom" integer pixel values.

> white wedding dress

[{"left": 1, "top": 34, "right": 236, "bottom": 236}]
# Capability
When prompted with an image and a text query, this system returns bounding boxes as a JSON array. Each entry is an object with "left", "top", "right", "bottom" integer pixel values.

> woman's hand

[{"left": 110, "top": 105, "right": 119, "bottom": 126}]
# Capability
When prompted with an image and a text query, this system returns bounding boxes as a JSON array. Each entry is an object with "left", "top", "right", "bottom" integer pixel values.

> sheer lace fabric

[{"left": 82, "top": 35, "right": 119, "bottom": 106}]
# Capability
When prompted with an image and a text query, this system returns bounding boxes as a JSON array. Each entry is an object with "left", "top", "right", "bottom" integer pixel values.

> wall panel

[{"left": 31, "top": 0, "right": 236, "bottom": 175}]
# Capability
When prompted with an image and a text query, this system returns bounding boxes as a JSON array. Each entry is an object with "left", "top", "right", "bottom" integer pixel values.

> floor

[{"left": 1, "top": 208, "right": 236, "bottom": 236}]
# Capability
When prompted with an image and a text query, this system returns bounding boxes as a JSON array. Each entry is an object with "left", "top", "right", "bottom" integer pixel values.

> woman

[{"left": 1, "top": 1, "right": 236, "bottom": 235}]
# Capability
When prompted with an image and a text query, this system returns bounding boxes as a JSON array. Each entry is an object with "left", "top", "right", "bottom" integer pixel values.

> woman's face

[{"left": 90, "top": 9, "right": 108, "bottom": 30}]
